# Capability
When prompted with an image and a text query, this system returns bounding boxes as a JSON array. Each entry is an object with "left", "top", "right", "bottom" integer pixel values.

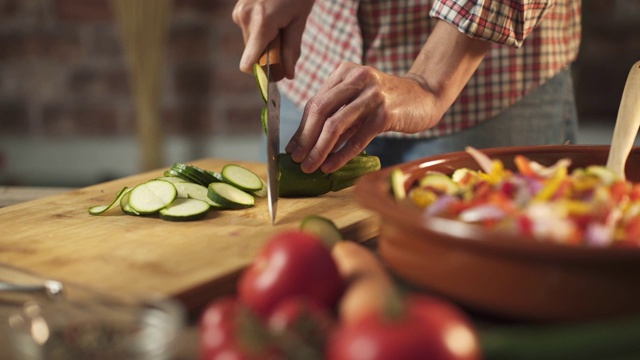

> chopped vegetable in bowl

[{"left": 400, "top": 147, "right": 640, "bottom": 248}]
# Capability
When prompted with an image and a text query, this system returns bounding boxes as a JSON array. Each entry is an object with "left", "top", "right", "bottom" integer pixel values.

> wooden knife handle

[{"left": 258, "top": 35, "right": 284, "bottom": 82}]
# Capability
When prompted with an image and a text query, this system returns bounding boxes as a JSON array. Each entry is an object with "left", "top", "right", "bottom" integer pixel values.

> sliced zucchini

[
  {"left": 129, "top": 179, "right": 177, "bottom": 214},
  {"left": 252, "top": 178, "right": 268, "bottom": 198},
  {"left": 221, "top": 164, "right": 263, "bottom": 192},
  {"left": 88, "top": 186, "right": 129, "bottom": 215},
  {"left": 171, "top": 163, "right": 210, "bottom": 186},
  {"left": 155, "top": 176, "right": 188, "bottom": 184},
  {"left": 164, "top": 168, "right": 197, "bottom": 183},
  {"left": 206, "top": 170, "right": 224, "bottom": 182},
  {"left": 119, "top": 188, "right": 139, "bottom": 215},
  {"left": 159, "top": 198, "right": 210, "bottom": 222},
  {"left": 208, "top": 182, "right": 255, "bottom": 209},
  {"left": 260, "top": 107, "right": 268, "bottom": 136},
  {"left": 253, "top": 63, "right": 268, "bottom": 104},
  {"left": 418, "top": 172, "right": 459, "bottom": 195},
  {"left": 175, "top": 182, "right": 226, "bottom": 209},
  {"left": 390, "top": 168, "right": 408, "bottom": 201},
  {"left": 300, "top": 215, "right": 343, "bottom": 248}
]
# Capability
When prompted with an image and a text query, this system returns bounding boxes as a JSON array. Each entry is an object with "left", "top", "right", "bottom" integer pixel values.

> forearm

[{"left": 406, "top": 20, "right": 491, "bottom": 121}]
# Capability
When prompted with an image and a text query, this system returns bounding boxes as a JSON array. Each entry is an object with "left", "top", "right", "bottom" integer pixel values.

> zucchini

[
  {"left": 171, "top": 163, "right": 219, "bottom": 186},
  {"left": 390, "top": 168, "right": 408, "bottom": 201},
  {"left": 128, "top": 179, "right": 177, "bottom": 214},
  {"left": 155, "top": 176, "right": 188, "bottom": 184},
  {"left": 278, "top": 152, "right": 381, "bottom": 197},
  {"left": 300, "top": 215, "right": 343, "bottom": 248},
  {"left": 159, "top": 198, "right": 210, "bottom": 221},
  {"left": 221, "top": 164, "right": 263, "bottom": 192},
  {"left": 89, "top": 160, "right": 268, "bottom": 221},
  {"left": 119, "top": 188, "right": 139, "bottom": 215},
  {"left": 253, "top": 63, "right": 268, "bottom": 105},
  {"left": 207, "top": 182, "right": 255, "bottom": 209},
  {"left": 175, "top": 182, "right": 226, "bottom": 209},
  {"left": 88, "top": 186, "right": 129, "bottom": 215},
  {"left": 480, "top": 315, "right": 640, "bottom": 360},
  {"left": 418, "top": 172, "right": 459, "bottom": 195}
]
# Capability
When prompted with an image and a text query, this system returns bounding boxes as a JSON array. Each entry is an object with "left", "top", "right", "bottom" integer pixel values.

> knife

[{"left": 258, "top": 36, "right": 283, "bottom": 224}]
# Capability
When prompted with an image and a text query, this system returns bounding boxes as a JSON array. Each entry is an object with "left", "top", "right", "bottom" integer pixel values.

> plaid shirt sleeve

[{"left": 430, "top": 0, "right": 552, "bottom": 47}]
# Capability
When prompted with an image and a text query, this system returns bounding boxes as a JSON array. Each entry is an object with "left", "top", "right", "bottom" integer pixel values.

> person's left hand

[{"left": 285, "top": 61, "right": 443, "bottom": 174}]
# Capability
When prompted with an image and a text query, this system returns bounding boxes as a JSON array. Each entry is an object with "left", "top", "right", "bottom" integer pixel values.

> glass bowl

[{"left": 0, "top": 263, "right": 185, "bottom": 360}]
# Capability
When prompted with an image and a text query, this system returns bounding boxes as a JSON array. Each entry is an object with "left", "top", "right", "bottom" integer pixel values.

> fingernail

[
  {"left": 320, "top": 160, "right": 335, "bottom": 174},
  {"left": 290, "top": 146, "right": 304, "bottom": 163},
  {"left": 301, "top": 158, "right": 316, "bottom": 174},
  {"left": 284, "top": 139, "right": 296, "bottom": 154}
]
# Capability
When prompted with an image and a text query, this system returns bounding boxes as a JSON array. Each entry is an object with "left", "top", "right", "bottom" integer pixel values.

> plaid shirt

[{"left": 279, "top": 0, "right": 581, "bottom": 138}]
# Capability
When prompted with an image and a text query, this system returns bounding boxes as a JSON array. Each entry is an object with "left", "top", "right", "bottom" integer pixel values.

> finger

[
  {"left": 315, "top": 61, "right": 359, "bottom": 94},
  {"left": 288, "top": 82, "right": 360, "bottom": 165},
  {"left": 231, "top": 1, "right": 254, "bottom": 43},
  {"left": 303, "top": 87, "right": 384, "bottom": 173},
  {"left": 300, "top": 101, "right": 375, "bottom": 173},
  {"left": 239, "top": 5, "right": 279, "bottom": 73},
  {"left": 331, "top": 124, "right": 359, "bottom": 153},
  {"left": 322, "top": 129, "right": 378, "bottom": 173}
]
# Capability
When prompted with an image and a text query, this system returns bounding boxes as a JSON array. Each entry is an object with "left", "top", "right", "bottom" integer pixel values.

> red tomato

[
  {"left": 326, "top": 294, "right": 481, "bottom": 360},
  {"left": 199, "top": 296, "right": 281, "bottom": 360},
  {"left": 267, "top": 296, "right": 337, "bottom": 358},
  {"left": 237, "top": 231, "right": 344, "bottom": 318}
]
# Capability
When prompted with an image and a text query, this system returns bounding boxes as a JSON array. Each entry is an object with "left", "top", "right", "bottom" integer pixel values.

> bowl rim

[{"left": 354, "top": 144, "right": 640, "bottom": 263}]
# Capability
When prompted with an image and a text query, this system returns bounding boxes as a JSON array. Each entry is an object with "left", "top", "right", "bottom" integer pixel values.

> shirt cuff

[{"left": 429, "top": 0, "right": 552, "bottom": 47}]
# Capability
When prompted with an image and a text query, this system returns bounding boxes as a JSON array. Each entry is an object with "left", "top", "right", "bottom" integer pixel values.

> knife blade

[{"left": 259, "top": 36, "right": 283, "bottom": 224}]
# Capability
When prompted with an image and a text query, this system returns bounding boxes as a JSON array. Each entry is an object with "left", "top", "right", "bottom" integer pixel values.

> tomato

[
  {"left": 267, "top": 296, "right": 336, "bottom": 358},
  {"left": 199, "top": 296, "right": 281, "bottom": 360},
  {"left": 326, "top": 294, "right": 481, "bottom": 360},
  {"left": 237, "top": 230, "right": 344, "bottom": 318}
]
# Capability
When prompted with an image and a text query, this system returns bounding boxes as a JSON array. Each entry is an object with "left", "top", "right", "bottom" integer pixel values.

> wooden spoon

[{"left": 606, "top": 60, "right": 640, "bottom": 180}]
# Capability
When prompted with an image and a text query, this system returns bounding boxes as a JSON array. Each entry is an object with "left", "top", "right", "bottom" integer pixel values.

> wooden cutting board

[{"left": 0, "top": 159, "right": 379, "bottom": 315}]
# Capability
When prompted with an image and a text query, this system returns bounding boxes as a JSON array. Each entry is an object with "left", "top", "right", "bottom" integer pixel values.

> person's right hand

[{"left": 232, "top": 0, "right": 314, "bottom": 79}]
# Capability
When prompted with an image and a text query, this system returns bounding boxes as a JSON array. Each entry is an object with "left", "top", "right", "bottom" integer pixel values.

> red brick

[
  {"left": 174, "top": 65, "right": 212, "bottom": 96},
  {"left": 163, "top": 102, "right": 216, "bottom": 135},
  {"left": 213, "top": 66, "right": 258, "bottom": 96},
  {"left": 0, "top": 30, "right": 83, "bottom": 62},
  {"left": 53, "top": 0, "right": 114, "bottom": 22},
  {"left": 168, "top": 23, "right": 210, "bottom": 64},
  {"left": 41, "top": 103, "right": 120, "bottom": 136},
  {"left": 223, "top": 101, "right": 264, "bottom": 135},
  {"left": 0, "top": 100, "right": 30, "bottom": 134},
  {"left": 68, "top": 67, "right": 130, "bottom": 98},
  {"left": 0, "top": 0, "right": 19, "bottom": 19}
]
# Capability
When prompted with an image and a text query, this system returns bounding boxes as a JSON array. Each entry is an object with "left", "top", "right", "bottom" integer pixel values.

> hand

[
  {"left": 285, "top": 62, "right": 443, "bottom": 174},
  {"left": 232, "top": 0, "right": 314, "bottom": 79}
]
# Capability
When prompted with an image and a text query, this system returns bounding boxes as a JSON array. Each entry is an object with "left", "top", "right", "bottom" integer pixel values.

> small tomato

[
  {"left": 326, "top": 294, "right": 481, "bottom": 360},
  {"left": 199, "top": 296, "right": 281, "bottom": 360},
  {"left": 237, "top": 230, "right": 344, "bottom": 318}
]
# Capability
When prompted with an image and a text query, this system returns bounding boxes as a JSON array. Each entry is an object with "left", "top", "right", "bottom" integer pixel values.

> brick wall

[
  {"left": 0, "top": 0, "right": 639, "bottom": 186},
  {"left": 574, "top": 0, "right": 640, "bottom": 121},
  {"left": 0, "top": 0, "right": 262, "bottom": 139}
]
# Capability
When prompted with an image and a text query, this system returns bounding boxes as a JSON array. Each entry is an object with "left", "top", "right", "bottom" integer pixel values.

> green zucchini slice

[
  {"left": 207, "top": 182, "right": 255, "bottom": 209},
  {"left": 159, "top": 198, "right": 210, "bottom": 222},
  {"left": 129, "top": 179, "right": 177, "bottom": 214}
]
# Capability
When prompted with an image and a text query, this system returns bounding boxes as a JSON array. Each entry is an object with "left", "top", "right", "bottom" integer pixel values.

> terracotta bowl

[{"left": 354, "top": 145, "right": 640, "bottom": 323}]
